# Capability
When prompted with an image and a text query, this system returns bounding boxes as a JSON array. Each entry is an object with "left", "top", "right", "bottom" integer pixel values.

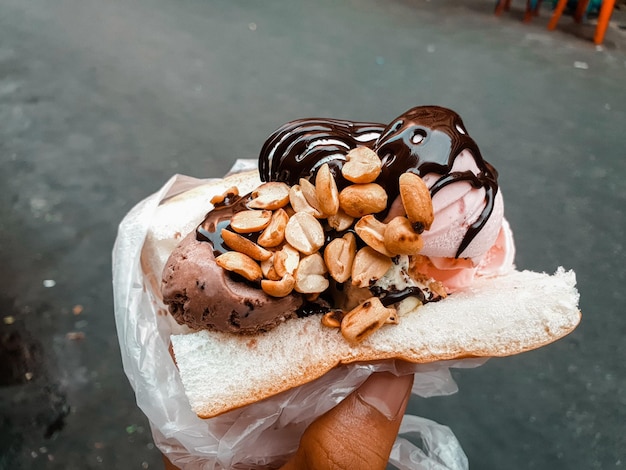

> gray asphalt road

[{"left": 1, "top": 0, "right": 624, "bottom": 468}]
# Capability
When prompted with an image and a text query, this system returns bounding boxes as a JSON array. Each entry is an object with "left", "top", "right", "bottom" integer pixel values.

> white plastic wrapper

[{"left": 113, "top": 160, "right": 483, "bottom": 469}]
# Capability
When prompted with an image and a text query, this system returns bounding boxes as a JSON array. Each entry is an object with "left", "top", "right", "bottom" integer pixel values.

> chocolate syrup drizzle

[
  {"left": 258, "top": 106, "right": 499, "bottom": 258},
  {"left": 259, "top": 118, "right": 385, "bottom": 188},
  {"left": 196, "top": 194, "right": 252, "bottom": 256}
]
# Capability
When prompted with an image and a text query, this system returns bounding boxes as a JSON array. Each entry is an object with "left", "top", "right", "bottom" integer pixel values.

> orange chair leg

[
  {"left": 495, "top": 0, "right": 512, "bottom": 16},
  {"left": 548, "top": 0, "right": 568, "bottom": 30},
  {"left": 574, "top": 0, "right": 590, "bottom": 22},
  {"left": 594, "top": 0, "right": 616, "bottom": 44},
  {"left": 523, "top": 0, "right": 534, "bottom": 22},
  {"left": 523, "top": 0, "right": 542, "bottom": 22}
]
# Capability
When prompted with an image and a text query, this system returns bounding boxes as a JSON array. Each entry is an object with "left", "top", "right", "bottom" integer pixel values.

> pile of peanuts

[{"left": 212, "top": 147, "right": 437, "bottom": 343}]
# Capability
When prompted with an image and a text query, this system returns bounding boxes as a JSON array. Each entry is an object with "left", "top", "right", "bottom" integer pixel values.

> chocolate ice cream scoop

[{"left": 162, "top": 231, "right": 302, "bottom": 334}]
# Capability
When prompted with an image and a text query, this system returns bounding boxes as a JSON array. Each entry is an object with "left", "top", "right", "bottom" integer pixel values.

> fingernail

[{"left": 357, "top": 372, "right": 413, "bottom": 420}]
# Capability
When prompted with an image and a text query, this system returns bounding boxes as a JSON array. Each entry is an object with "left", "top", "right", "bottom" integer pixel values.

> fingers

[
  {"left": 281, "top": 372, "right": 414, "bottom": 470},
  {"left": 163, "top": 455, "right": 179, "bottom": 469}
]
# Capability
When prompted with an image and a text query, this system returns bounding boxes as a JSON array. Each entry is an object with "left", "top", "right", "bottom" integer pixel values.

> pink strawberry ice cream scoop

[
  {"left": 420, "top": 149, "right": 505, "bottom": 262},
  {"left": 371, "top": 107, "right": 515, "bottom": 290},
  {"left": 414, "top": 148, "right": 516, "bottom": 291},
  {"left": 413, "top": 218, "right": 515, "bottom": 292}
]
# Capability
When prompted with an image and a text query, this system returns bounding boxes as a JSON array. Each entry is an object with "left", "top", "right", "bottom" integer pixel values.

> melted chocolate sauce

[
  {"left": 369, "top": 285, "right": 425, "bottom": 306},
  {"left": 371, "top": 286, "right": 425, "bottom": 306},
  {"left": 296, "top": 302, "right": 331, "bottom": 318},
  {"left": 196, "top": 194, "right": 252, "bottom": 256},
  {"left": 258, "top": 106, "right": 499, "bottom": 258},
  {"left": 259, "top": 118, "right": 385, "bottom": 188}
]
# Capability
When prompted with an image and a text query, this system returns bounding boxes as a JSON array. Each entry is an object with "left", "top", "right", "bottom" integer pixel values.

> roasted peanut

[
  {"left": 324, "top": 232, "right": 356, "bottom": 283},
  {"left": 261, "top": 256, "right": 281, "bottom": 281},
  {"left": 351, "top": 246, "right": 392, "bottom": 288},
  {"left": 261, "top": 274, "right": 295, "bottom": 297},
  {"left": 339, "top": 183, "right": 387, "bottom": 218},
  {"left": 248, "top": 182, "right": 290, "bottom": 210},
  {"left": 294, "top": 253, "right": 329, "bottom": 294},
  {"left": 341, "top": 297, "right": 397, "bottom": 344},
  {"left": 299, "top": 178, "right": 324, "bottom": 215},
  {"left": 383, "top": 216, "right": 424, "bottom": 255},
  {"left": 257, "top": 208, "right": 289, "bottom": 247},
  {"left": 315, "top": 164, "right": 339, "bottom": 216},
  {"left": 230, "top": 209, "right": 272, "bottom": 234},
  {"left": 285, "top": 212, "right": 325, "bottom": 255},
  {"left": 341, "top": 147, "right": 382, "bottom": 184},
  {"left": 221, "top": 229, "right": 272, "bottom": 261},
  {"left": 321, "top": 310, "right": 345, "bottom": 328},
  {"left": 210, "top": 186, "right": 239, "bottom": 205},
  {"left": 327, "top": 208, "right": 355, "bottom": 231},
  {"left": 399, "top": 173, "right": 434, "bottom": 231},
  {"left": 215, "top": 251, "right": 262, "bottom": 282},
  {"left": 274, "top": 243, "right": 300, "bottom": 277},
  {"left": 289, "top": 184, "right": 323, "bottom": 218},
  {"left": 354, "top": 215, "right": 394, "bottom": 257}
]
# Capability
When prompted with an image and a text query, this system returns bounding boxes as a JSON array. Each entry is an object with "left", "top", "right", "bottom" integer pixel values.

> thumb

[{"left": 282, "top": 371, "right": 414, "bottom": 470}]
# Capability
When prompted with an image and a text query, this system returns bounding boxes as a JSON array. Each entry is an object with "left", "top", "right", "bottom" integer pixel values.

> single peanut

[
  {"left": 221, "top": 229, "right": 272, "bottom": 261},
  {"left": 289, "top": 184, "right": 323, "bottom": 218},
  {"left": 339, "top": 183, "right": 387, "bottom": 218},
  {"left": 399, "top": 173, "right": 434, "bottom": 231},
  {"left": 299, "top": 178, "right": 324, "bottom": 216},
  {"left": 294, "top": 253, "right": 329, "bottom": 294},
  {"left": 383, "top": 216, "right": 424, "bottom": 255},
  {"left": 327, "top": 208, "right": 355, "bottom": 232},
  {"left": 324, "top": 232, "right": 356, "bottom": 283},
  {"left": 210, "top": 186, "right": 239, "bottom": 205},
  {"left": 341, "top": 297, "right": 397, "bottom": 344},
  {"left": 257, "top": 208, "right": 289, "bottom": 247},
  {"left": 354, "top": 215, "right": 394, "bottom": 257},
  {"left": 274, "top": 243, "right": 300, "bottom": 277},
  {"left": 230, "top": 210, "right": 272, "bottom": 234},
  {"left": 215, "top": 252, "right": 262, "bottom": 282},
  {"left": 321, "top": 310, "right": 345, "bottom": 328},
  {"left": 285, "top": 212, "right": 325, "bottom": 255},
  {"left": 351, "top": 246, "right": 392, "bottom": 288},
  {"left": 261, "top": 274, "right": 295, "bottom": 298},
  {"left": 315, "top": 163, "right": 339, "bottom": 216},
  {"left": 248, "top": 182, "right": 291, "bottom": 210},
  {"left": 341, "top": 147, "right": 382, "bottom": 184},
  {"left": 261, "top": 256, "right": 281, "bottom": 281}
]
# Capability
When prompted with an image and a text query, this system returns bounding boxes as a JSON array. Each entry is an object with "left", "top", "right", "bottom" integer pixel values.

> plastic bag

[{"left": 113, "top": 160, "right": 482, "bottom": 469}]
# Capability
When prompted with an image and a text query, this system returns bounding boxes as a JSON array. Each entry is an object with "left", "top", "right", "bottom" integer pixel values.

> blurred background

[{"left": 1, "top": 0, "right": 625, "bottom": 468}]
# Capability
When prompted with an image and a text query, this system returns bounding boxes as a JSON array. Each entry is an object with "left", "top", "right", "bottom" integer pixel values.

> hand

[
  {"left": 280, "top": 371, "right": 414, "bottom": 470},
  {"left": 163, "top": 371, "right": 413, "bottom": 470}
]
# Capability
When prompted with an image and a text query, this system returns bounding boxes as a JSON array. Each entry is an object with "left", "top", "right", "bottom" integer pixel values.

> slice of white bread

[{"left": 142, "top": 171, "right": 581, "bottom": 419}]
